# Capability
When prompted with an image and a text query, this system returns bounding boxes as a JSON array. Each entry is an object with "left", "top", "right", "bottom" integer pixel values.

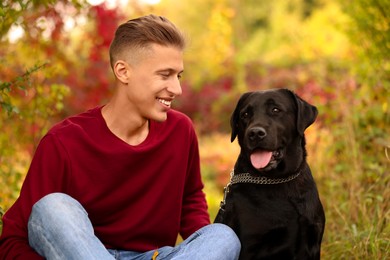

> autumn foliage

[{"left": 1, "top": 0, "right": 389, "bottom": 258}]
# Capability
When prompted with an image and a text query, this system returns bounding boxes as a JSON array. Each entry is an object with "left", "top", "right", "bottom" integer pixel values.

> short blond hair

[{"left": 109, "top": 14, "right": 186, "bottom": 68}]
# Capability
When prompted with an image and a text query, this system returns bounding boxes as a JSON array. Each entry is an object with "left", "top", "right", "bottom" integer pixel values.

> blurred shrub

[{"left": 0, "top": 0, "right": 83, "bottom": 214}]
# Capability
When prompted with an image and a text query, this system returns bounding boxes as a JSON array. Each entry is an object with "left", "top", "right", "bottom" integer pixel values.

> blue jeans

[{"left": 28, "top": 193, "right": 241, "bottom": 260}]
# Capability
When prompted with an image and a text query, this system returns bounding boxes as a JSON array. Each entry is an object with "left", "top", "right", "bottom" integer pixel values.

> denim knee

[
  {"left": 30, "top": 193, "right": 86, "bottom": 218},
  {"left": 209, "top": 223, "right": 241, "bottom": 256},
  {"left": 32, "top": 192, "right": 82, "bottom": 211},
  {"left": 28, "top": 193, "right": 89, "bottom": 238},
  {"left": 28, "top": 193, "right": 114, "bottom": 259}
]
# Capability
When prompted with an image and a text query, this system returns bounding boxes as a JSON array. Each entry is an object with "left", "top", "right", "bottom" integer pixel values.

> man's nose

[{"left": 168, "top": 77, "right": 182, "bottom": 96}]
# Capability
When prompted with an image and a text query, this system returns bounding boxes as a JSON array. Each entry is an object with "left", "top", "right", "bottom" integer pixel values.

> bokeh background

[{"left": 0, "top": 0, "right": 389, "bottom": 258}]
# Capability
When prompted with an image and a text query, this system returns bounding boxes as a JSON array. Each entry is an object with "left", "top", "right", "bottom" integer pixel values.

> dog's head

[{"left": 231, "top": 89, "right": 317, "bottom": 173}]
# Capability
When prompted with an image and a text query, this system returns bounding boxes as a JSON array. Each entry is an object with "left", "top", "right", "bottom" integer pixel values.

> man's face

[{"left": 125, "top": 44, "right": 184, "bottom": 122}]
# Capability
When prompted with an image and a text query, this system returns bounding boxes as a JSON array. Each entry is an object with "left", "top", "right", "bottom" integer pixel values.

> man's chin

[{"left": 152, "top": 112, "right": 168, "bottom": 122}]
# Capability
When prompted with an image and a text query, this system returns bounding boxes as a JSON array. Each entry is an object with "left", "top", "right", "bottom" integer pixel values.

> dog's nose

[{"left": 248, "top": 127, "right": 267, "bottom": 141}]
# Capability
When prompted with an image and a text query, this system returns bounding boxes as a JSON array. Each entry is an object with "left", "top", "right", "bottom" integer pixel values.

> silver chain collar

[
  {"left": 219, "top": 170, "right": 301, "bottom": 211},
  {"left": 230, "top": 170, "right": 301, "bottom": 185}
]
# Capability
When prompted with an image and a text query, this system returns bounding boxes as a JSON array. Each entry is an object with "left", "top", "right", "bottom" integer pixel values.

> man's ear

[{"left": 113, "top": 60, "right": 131, "bottom": 84}]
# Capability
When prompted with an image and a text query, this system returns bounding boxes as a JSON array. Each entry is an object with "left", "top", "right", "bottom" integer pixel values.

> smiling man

[{"left": 0, "top": 15, "right": 241, "bottom": 260}]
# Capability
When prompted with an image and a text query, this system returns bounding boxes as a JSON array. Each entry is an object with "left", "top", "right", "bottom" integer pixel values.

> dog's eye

[
  {"left": 241, "top": 112, "right": 249, "bottom": 119},
  {"left": 272, "top": 107, "right": 281, "bottom": 113}
]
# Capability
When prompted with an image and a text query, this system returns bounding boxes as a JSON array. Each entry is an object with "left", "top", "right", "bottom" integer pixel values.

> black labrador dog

[{"left": 215, "top": 89, "right": 325, "bottom": 260}]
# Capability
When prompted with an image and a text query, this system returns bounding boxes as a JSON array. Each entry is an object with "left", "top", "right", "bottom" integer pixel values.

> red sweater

[{"left": 0, "top": 107, "right": 210, "bottom": 259}]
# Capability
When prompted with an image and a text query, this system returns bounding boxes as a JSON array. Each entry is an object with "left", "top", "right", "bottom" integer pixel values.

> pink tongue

[{"left": 250, "top": 150, "right": 273, "bottom": 169}]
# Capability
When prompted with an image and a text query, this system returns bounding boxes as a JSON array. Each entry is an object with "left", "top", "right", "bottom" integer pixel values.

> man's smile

[{"left": 156, "top": 97, "right": 172, "bottom": 107}]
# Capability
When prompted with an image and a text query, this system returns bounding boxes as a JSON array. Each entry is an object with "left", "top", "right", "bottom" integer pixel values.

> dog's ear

[
  {"left": 286, "top": 89, "right": 318, "bottom": 136},
  {"left": 231, "top": 92, "right": 252, "bottom": 142}
]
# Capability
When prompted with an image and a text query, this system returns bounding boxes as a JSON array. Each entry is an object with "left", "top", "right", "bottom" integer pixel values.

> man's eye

[
  {"left": 177, "top": 74, "right": 182, "bottom": 80},
  {"left": 160, "top": 74, "right": 169, "bottom": 79}
]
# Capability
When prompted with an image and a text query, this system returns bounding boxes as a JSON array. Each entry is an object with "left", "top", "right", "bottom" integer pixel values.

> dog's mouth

[{"left": 250, "top": 149, "right": 282, "bottom": 171}]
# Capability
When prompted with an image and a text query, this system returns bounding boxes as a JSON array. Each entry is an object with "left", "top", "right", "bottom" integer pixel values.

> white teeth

[{"left": 157, "top": 98, "right": 171, "bottom": 106}]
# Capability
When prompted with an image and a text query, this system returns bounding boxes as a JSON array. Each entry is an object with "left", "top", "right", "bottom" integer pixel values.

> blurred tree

[
  {"left": 167, "top": 0, "right": 351, "bottom": 132},
  {"left": 341, "top": 0, "right": 389, "bottom": 80},
  {"left": 61, "top": 3, "right": 124, "bottom": 115},
  {"left": 0, "top": 0, "right": 87, "bottom": 209},
  {"left": 1, "top": 0, "right": 87, "bottom": 115},
  {"left": 329, "top": 0, "right": 390, "bottom": 173},
  {"left": 160, "top": 0, "right": 235, "bottom": 89}
]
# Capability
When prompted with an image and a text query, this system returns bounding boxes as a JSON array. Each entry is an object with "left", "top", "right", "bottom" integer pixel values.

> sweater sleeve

[
  {"left": 0, "top": 134, "right": 69, "bottom": 259},
  {"left": 179, "top": 127, "right": 211, "bottom": 239}
]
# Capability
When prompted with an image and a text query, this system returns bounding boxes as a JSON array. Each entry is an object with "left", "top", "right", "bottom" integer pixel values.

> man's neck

[{"left": 101, "top": 102, "right": 149, "bottom": 146}]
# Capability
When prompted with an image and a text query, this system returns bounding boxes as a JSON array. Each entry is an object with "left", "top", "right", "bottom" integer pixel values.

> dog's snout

[{"left": 248, "top": 127, "right": 267, "bottom": 141}]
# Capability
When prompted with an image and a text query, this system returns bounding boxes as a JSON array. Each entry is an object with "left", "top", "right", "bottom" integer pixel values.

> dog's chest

[{"left": 225, "top": 184, "right": 307, "bottom": 229}]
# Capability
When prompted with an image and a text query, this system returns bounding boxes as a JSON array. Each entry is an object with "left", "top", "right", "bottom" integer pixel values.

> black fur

[{"left": 215, "top": 89, "right": 325, "bottom": 260}]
